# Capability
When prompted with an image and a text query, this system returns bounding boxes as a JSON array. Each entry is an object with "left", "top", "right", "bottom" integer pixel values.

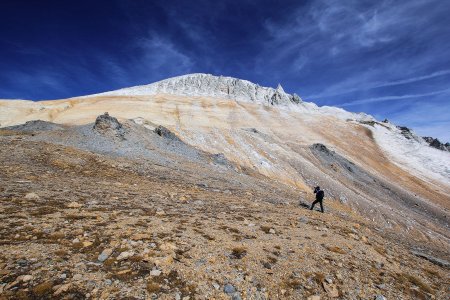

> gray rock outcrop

[
  {"left": 93, "top": 112, "right": 125, "bottom": 138},
  {"left": 422, "top": 136, "right": 450, "bottom": 152},
  {"left": 94, "top": 112, "right": 122, "bottom": 131}
]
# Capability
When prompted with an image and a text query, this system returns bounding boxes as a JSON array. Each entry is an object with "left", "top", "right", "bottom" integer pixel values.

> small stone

[
  {"left": 60, "top": 274, "right": 67, "bottom": 280},
  {"left": 375, "top": 296, "right": 387, "bottom": 300},
  {"left": 156, "top": 209, "right": 166, "bottom": 216},
  {"left": 299, "top": 216, "right": 309, "bottom": 223},
  {"left": 269, "top": 228, "right": 276, "bottom": 234},
  {"left": 116, "top": 269, "right": 131, "bottom": 275},
  {"left": 100, "top": 290, "right": 110, "bottom": 299},
  {"left": 73, "top": 274, "right": 83, "bottom": 281},
  {"left": 131, "top": 233, "right": 148, "bottom": 240},
  {"left": 67, "top": 201, "right": 83, "bottom": 208},
  {"left": 323, "top": 281, "right": 339, "bottom": 298},
  {"left": 212, "top": 282, "right": 220, "bottom": 290},
  {"left": 150, "top": 269, "right": 162, "bottom": 276},
  {"left": 339, "top": 196, "right": 347, "bottom": 204},
  {"left": 22, "top": 275, "right": 33, "bottom": 282},
  {"left": 17, "top": 259, "right": 28, "bottom": 266},
  {"left": 83, "top": 241, "right": 93, "bottom": 248},
  {"left": 25, "top": 192, "right": 40, "bottom": 200},
  {"left": 53, "top": 283, "right": 71, "bottom": 296},
  {"left": 223, "top": 283, "right": 236, "bottom": 294},
  {"left": 72, "top": 238, "right": 80, "bottom": 243},
  {"left": 375, "top": 262, "right": 384, "bottom": 269},
  {"left": 175, "top": 293, "right": 181, "bottom": 300},
  {"left": 159, "top": 242, "right": 177, "bottom": 252},
  {"left": 98, "top": 249, "right": 113, "bottom": 262},
  {"left": 232, "top": 293, "right": 242, "bottom": 300},
  {"left": 117, "top": 251, "right": 134, "bottom": 261},
  {"left": 105, "top": 279, "right": 112, "bottom": 285},
  {"left": 349, "top": 233, "right": 360, "bottom": 240}
]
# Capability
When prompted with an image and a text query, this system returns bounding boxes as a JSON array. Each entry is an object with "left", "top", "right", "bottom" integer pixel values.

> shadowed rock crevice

[{"left": 154, "top": 125, "right": 182, "bottom": 142}]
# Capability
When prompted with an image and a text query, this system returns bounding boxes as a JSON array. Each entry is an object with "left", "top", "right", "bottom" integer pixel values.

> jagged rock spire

[{"left": 276, "top": 83, "right": 285, "bottom": 93}]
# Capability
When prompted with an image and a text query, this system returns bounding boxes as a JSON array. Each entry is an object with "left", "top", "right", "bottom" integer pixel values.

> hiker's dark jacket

[{"left": 315, "top": 190, "right": 324, "bottom": 201}]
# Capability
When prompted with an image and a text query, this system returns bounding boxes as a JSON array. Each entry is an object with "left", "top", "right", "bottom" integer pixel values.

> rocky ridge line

[
  {"left": 98, "top": 73, "right": 302, "bottom": 106},
  {"left": 422, "top": 136, "right": 450, "bottom": 152}
]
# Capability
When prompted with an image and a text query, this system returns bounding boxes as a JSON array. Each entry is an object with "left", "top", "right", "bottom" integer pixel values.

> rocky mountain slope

[{"left": 0, "top": 74, "right": 449, "bottom": 299}]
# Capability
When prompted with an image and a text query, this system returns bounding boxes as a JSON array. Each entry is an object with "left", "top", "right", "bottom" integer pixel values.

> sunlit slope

[{"left": 0, "top": 93, "right": 449, "bottom": 244}]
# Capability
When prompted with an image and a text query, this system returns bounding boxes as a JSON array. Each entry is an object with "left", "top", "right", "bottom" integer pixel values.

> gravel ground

[{"left": 0, "top": 123, "right": 449, "bottom": 299}]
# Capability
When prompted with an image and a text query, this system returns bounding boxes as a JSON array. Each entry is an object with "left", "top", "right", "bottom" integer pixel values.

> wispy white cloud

[
  {"left": 413, "top": 122, "right": 450, "bottom": 141},
  {"left": 307, "top": 69, "right": 450, "bottom": 98},
  {"left": 388, "top": 101, "right": 450, "bottom": 141},
  {"left": 339, "top": 88, "right": 450, "bottom": 106},
  {"left": 136, "top": 34, "right": 193, "bottom": 75},
  {"left": 260, "top": 0, "right": 446, "bottom": 83},
  {"left": 0, "top": 69, "right": 71, "bottom": 100},
  {"left": 89, "top": 33, "right": 195, "bottom": 91}
]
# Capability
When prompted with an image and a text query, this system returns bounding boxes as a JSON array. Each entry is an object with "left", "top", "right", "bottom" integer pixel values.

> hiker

[{"left": 310, "top": 186, "right": 324, "bottom": 213}]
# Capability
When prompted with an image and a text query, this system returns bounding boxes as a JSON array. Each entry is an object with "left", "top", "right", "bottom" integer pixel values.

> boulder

[{"left": 93, "top": 112, "right": 122, "bottom": 131}]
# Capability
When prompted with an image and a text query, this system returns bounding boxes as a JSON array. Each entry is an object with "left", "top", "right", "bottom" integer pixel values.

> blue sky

[{"left": 1, "top": 0, "right": 449, "bottom": 141}]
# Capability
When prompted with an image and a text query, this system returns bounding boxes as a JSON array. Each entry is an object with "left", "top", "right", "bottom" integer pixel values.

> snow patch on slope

[
  {"left": 288, "top": 101, "right": 374, "bottom": 122},
  {"left": 372, "top": 123, "right": 450, "bottom": 185}
]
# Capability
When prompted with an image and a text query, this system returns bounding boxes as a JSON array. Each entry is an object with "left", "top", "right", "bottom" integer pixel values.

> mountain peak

[
  {"left": 276, "top": 83, "right": 285, "bottom": 93},
  {"left": 98, "top": 73, "right": 302, "bottom": 106}
]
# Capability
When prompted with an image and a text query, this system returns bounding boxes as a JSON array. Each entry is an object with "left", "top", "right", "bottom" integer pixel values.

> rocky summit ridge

[{"left": 98, "top": 73, "right": 302, "bottom": 106}]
